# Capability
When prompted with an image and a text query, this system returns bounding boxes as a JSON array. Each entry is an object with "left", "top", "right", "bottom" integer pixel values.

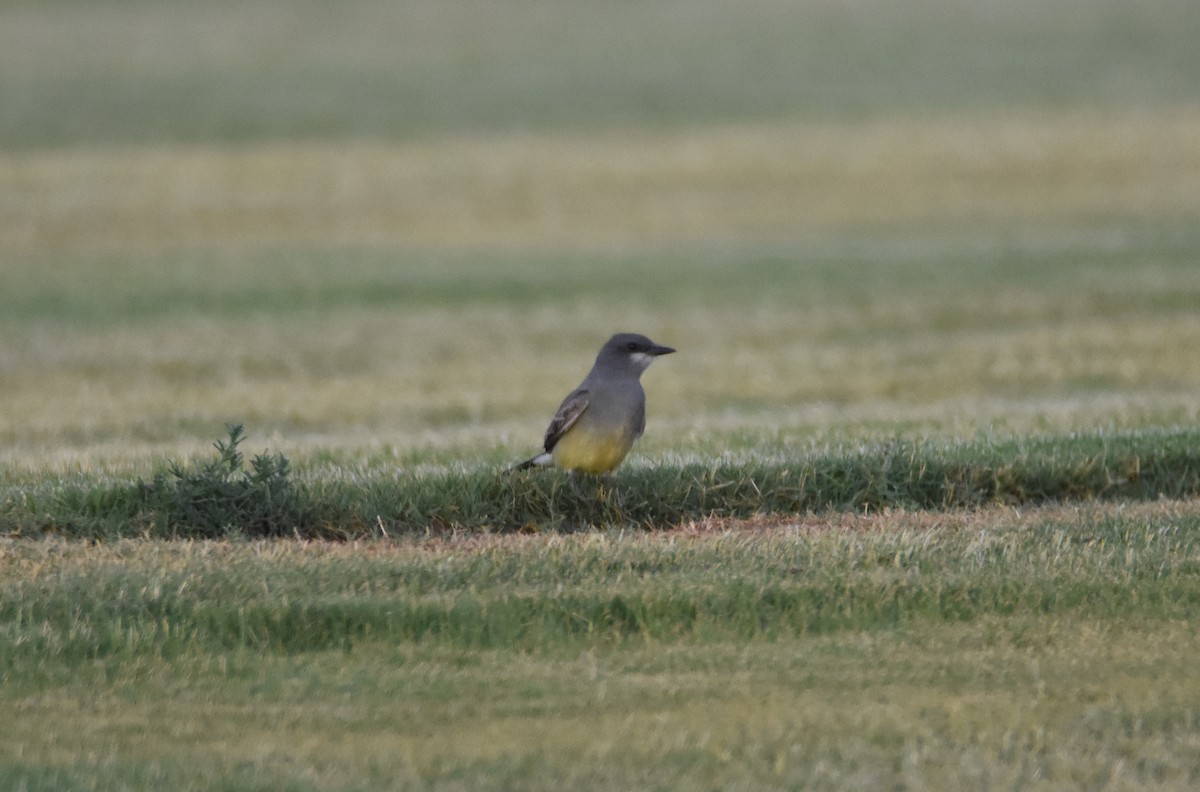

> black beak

[{"left": 650, "top": 344, "right": 676, "bottom": 356}]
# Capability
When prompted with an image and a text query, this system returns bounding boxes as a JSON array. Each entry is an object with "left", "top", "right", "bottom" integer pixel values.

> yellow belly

[{"left": 551, "top": 426, "right": 634, "bottom": 474}]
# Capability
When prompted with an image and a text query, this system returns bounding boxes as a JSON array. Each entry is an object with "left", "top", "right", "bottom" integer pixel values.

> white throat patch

[{"left": 629, "top": 351, "right": 653, "bottom": 369}]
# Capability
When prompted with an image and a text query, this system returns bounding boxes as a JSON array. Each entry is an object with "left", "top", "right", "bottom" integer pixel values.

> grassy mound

[{"left": 5, "top": 425, "right": 1197, "bottom": 539}]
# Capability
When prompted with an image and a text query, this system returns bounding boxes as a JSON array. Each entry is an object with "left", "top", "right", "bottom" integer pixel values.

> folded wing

[{"left": 543, "top": 389, "right": 589, "bottom": 452}]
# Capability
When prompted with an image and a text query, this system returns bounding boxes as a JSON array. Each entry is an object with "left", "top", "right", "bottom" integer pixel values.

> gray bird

[{"left": 515, "top": 333, "right": 675, "bottom": 474}]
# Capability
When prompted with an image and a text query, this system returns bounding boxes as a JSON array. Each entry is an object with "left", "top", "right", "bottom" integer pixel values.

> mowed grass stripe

[
  {"left": 5, "top": 110, "right": 1200, "bottom": 252},
  {"left": 4, "top": 499, "right": 1200, "bottom": 675}
]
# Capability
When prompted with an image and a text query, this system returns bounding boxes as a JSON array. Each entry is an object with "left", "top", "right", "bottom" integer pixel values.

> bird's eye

[{"left": 626, "top": 342, "right": 639, "bottom": 351}]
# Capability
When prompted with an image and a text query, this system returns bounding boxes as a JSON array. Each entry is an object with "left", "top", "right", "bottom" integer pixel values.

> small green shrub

[{"left": 137, "top": 424, "right": 304, "bottom": 538}]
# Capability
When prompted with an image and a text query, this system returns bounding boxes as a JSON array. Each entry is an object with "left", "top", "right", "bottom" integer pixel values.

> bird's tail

[{"left": 509, "top": 452, "right": 552, "bottom": 472}]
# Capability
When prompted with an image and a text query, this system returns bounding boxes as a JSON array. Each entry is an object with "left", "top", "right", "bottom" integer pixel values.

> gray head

[{"left": 592, "top": 332, "right": 675, "bottom": 378}]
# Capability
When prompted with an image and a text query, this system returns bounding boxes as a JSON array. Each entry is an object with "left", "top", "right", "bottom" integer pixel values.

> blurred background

[{"left": 2, "top": 0, "right": 1200, "bottom": 472}]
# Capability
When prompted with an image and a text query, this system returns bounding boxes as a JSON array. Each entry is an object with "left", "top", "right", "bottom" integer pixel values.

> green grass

[
  {"left": 5, "top": 424, "right": 1200, "bottom": 539},
  {"left": 5, "top": 1, "right": 1200, "bottom": 787},
  {"left": 8, "top": 500, "right": 1200, "bottom": 667},
  {"left": 3, "top": 0, "right": 1199, "bottom": 148},
  {"left": 7, "top": 228, "right": 1200, "bottom": 328},
  {"left": 5, "top": 502, "right": 1200, "bottom": 789}
]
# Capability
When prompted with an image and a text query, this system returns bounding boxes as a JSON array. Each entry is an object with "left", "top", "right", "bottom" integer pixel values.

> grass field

[
  {"left": 7, "top": 502, "right": 1200, "bottom": 789},
  {"left": 4, "top": 0, "right": 1200, "bottom": 788}
]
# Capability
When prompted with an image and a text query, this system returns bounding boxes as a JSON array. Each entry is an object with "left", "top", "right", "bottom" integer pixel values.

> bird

[{"left": 513, "top": 332, "right": 675, "bottom": 475}]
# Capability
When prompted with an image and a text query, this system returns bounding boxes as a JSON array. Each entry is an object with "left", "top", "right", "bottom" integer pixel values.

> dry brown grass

[
  {"left": 4, "top": 299, "right": 1200, "bottom": 472},
  {"left": 4, "top": 108, "right": 1199, "bottom": 252}
]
